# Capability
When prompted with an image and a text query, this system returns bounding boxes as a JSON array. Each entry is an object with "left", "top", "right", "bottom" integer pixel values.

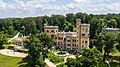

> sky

[{"left": 0, "top": 0, "right": 120, "bottom": 18}]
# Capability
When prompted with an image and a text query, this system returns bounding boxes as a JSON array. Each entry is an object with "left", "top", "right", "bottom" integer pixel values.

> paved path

[
  {"left": 0, "top": 49, "right": 28, "bottom": 58},
  {"left": 0, "top": 49, "right": 76, "bottom": 67},
  {"left": 45, "top": 59, "right": 56, "bottom": 67}
]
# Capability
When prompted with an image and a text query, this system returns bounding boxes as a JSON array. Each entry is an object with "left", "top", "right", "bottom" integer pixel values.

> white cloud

[
  {"left": 0, "top": 0, "right": 6, "bottom": 10},
  {"left": 0, "top": 0, "right": 120, "bottom": 18},
  {"left": 66, "top": 0, "right": 120, "bottom": 14}
]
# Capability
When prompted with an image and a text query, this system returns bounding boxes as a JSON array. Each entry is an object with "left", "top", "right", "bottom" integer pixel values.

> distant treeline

[{"left": 0, "top": 12, "right": 120, "bottom": 38}]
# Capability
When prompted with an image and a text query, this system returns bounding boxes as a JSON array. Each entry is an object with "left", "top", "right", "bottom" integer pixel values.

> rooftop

[
  {"left": 58, "top": 32, "right": 77, "bottom": 35},
  {"left": 45, "top": 26, "right": 58, "bottom": 29},
  {"left": 81, "top": 24, "right": 90, "bottom": 26},
  {"left": 102, "top": 28, "right": 119, "bottom": 31}
]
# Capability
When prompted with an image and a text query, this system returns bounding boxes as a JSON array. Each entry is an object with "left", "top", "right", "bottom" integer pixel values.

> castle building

[
  {"left": 102, "top": 28, "right": 119, "bottom": 36},
  {"left": 44, "top": 19, "right": 90, "bottom": 51}
]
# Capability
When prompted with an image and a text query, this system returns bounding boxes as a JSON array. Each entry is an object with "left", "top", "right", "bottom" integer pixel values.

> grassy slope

[{"left": 0, "top": 54, "right": 23, "bottom": 67}]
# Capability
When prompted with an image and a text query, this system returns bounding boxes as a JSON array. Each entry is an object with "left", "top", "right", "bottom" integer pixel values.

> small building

[
  {"left": 44, "top": 19, "right": 90, "bottom": 51},
  {"left": 102, "top": 28, "right": 120, "bottom": 36}
]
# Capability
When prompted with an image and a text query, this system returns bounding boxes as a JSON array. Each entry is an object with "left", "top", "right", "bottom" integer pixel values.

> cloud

[
  {"left": 0, "top": 0, "right": 6, "bottom": 10},
  {"left": 74, "top": 0, "right": 90, "bottom": 4},
  {"left": 66, "top": 0, "right": 120, "bottom": 14},
  {"left": 0, "top": 0, "right": 120, "bottom": 18}
]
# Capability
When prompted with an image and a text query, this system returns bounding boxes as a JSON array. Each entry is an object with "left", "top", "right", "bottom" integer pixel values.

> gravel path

[{"left": 0, "top": 49, "right": 28, "bottom": 58}]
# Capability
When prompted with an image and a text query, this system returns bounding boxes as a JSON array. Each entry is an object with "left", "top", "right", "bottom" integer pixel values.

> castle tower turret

[
  {"left": 76, "top": 19, "right": 81, "bottom": 24},
  {"left": 76, "top": 19, "right": 90, "bottom": 51},
  {"left": 76, "top": 19, "right": 81, "bottom": 51}
]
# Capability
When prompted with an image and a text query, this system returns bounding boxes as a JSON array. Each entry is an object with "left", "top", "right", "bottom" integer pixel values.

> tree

[
  {"left": 65, "top": 48, "right": 106, "bottom": 67},
  {"left": 22, "top": 18, "right": 37, "bottom": 35},
  {"left": 35, "top": 17, "right": 43, "bottom": 33},
  {"left": 116, "top": 32, "right": 120, "bottom": 51},
  {"left": 68, "top": 23, "right": 74, "bottom": 31},
  {"left": 27, "top": 33, "right": 53, "bottom": 67},
  {"left": 8, "top": 26, "right": 16, "bottom": 35},
  {"left": 0, "top": 33, "right": 7, "bottom": 49},
  {"left": 107, "top": 19, "right": 117, "bottom": 28},
  {"left": 37, "top": 33, "right": 54, "bottom": 49},
  {"left": 66, "top": 13, "right": 75, "bottom": 23},
  {"left": 103, "top": 33, "right": 116, "bottom": 61},
  {"left": 28, "top": 35, "right": 44, "bottom": 67},
  {"left": 96, "top": 34, "right": 105, "bottom": 53}
]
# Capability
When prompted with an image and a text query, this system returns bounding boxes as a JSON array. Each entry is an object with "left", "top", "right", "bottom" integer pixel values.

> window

[
  {"left": 73, "top": 44, "right": 76, "bottom": 47},
  {"left": 86, "top": 28, "right": 88, "bottom": 32},
  {"left": 64, "top": 38, "right": 66, "bottom": 41},
  {"left": 83, "top": 28, "right": 84, "bottom": 30},
  {"left": 82, "top": 45, "right": 84, "bottom": 48},
  {"left": 73, "top": 40, "right": 74, "bottom": 42},
  {"left": 58, "top": 42, "right": 60, "bottom": 45},
  {"left": 82, "top": 41, "right": 84, "bottom": 43},
  {"left": 67, "top": 44, "right": 71, "bottom": 46},
  {"left": 75, "top": 40, "right": 76, "bottom": 42},
  {"left": 72, "top": 40, "right": 76, "bottom": 42},
  {"left": 65, "top": 47, "right": 66, "bottom": 49},
  {"left": 67, "top": 40, "right": 71, "bottom": 42},
  {"left": 82, "top": 34, "right": 85, "bottom": 36},
  {"left": 51, "top": 35, "right": 54, "bottom": 37},
  {"left": 73, "top": 39, "right": 76, "bottom": 42},
  {"left": 58, "top": 37, "right": 63, "bottom": 40},
  {"left": 51, "top": 30, "right": 54, "bottom": 32},
  {"left": 85, "top": 41, "right": 87, "bottom": 43},
  {"left": 55, "top": 37, "right": 57, "bottom": 39},
  {"left": 75, "top": 44, "right": 76, "bottom": 47},
  {"left": 46, "top": 30, "right": 49, "bottom": 32}
]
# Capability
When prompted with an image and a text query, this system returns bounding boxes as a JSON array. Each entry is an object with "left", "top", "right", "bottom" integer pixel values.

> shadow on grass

[{"left": 18, "top": 56, "right": 29, "bottom": 67}]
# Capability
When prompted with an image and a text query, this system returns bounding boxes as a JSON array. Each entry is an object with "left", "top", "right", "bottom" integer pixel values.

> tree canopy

[
  {"left": 65, "top": 48, "right": 106, "bottom": 67},
  {"left": 0, "top": 13, "right": 120, "bottom": 38},
  {"left": 27, "top": 33, "right": 54, "bottom": 67}
]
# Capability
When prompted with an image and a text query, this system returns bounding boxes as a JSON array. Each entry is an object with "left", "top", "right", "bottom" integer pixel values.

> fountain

[{"left": 54, "top": 47, "right": 69, "bottom": 56}]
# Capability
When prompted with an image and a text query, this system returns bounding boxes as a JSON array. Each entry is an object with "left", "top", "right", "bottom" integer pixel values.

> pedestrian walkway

[{"left": 45, "top": 59, "right": 56, "bottom": 67}]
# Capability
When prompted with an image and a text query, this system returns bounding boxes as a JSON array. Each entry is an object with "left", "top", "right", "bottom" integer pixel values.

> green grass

[{"left": 0, "top": 54, "right": 26, "bottom": 67}]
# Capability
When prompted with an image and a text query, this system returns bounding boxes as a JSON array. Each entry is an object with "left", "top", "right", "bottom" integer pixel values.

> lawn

[{"left": 0, "top": 54, "right": 25, "bottom": 67}]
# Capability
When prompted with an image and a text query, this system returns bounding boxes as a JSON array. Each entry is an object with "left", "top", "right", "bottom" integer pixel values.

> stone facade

[{"left": 44, "top": 19, "right": 90, "bottom": 51}]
